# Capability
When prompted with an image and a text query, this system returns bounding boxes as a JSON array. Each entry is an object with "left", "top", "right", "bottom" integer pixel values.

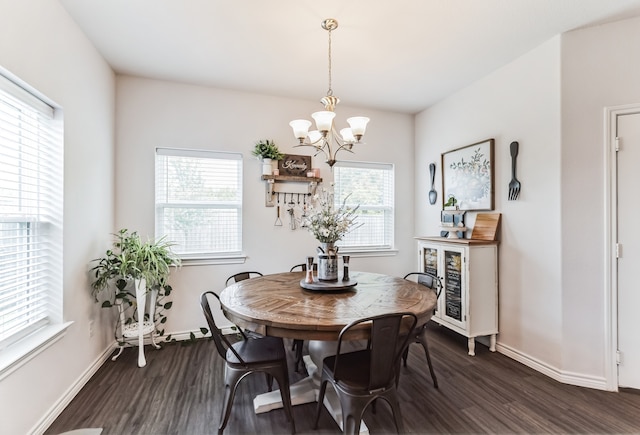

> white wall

[
  {"left": 4, "top": 5, "right": 637, "bottom": 434},
  {"left": 0, "top": 1, "right": 115, "bottom": 434},
  {"left": 416, "top": 14, "right": 640, "bottom": 387},
  {"left": 561, "top": 16, "right": 640, "bottom": 379},
  {"left": 115, "top": 76, "right": 415, "bottom": 337},
  {"left": 415, "top": 37, "right": 564, "bottom": 369}
]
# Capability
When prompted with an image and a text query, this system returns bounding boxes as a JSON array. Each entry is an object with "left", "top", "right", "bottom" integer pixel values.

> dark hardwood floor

[{"left": 46, "top": 323, "right": 640, "bottom": 434}]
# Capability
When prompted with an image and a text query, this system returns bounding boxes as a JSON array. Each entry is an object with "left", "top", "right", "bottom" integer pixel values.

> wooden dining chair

[
  {"left": 401, "top": 272, "right": 442, "bottom": 388},
  {"left": 225, "top": 271, "right": 263, "bottom": 287},
  {"left": 313, "top": 312, "right": 417, "bottom": 435},
  {"left": 200, "top": 291, "right": 295, "bottom": 434}
]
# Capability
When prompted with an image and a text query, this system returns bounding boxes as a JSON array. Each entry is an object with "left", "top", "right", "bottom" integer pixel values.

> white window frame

[
  {"left": 0, "top": 69, "right": 69, "bottom": 378},
  {"left": 332, "top": 161, "right": 395, "bottom": 254},
  {"left": 155, "top": 148, "right": 244, "bottom": 264}
]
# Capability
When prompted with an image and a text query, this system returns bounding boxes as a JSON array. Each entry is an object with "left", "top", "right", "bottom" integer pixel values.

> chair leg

[
  {"left": 386, "top": 391, "right": 405, "bottom": 434},
  {"left": 402, "top": 345, "right": 409, "bottom": 367},
  {"left": 273, "top": 365, "right": 296, "bottom": 434},
  {"left": 294, "top": 340, "right": 304, "bottom": 373},
  {"left": 219, "top": 370, "right": 243, "bottom": 433},
  {"left": 291, "top": 339, "right": 304, "bottom": 373},
  {"left": 337, "top": 393, "right": 368, "bottom": 435},
  {"left": 344, "top": 414, "right": 360, "bottom": 435},
  {"left": 265, "top": 373, "right": 274, "bottom": 391},
  {"left": 417, "top": 333, "right": 438, "bottom": 388},
  {"left": 313, "top": 380, "right": 329, "bottom": 429}
]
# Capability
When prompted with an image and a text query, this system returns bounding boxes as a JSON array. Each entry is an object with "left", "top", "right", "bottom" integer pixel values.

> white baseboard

[
  {"left": 30, "top": 343, "right": 116, "bottom": 435},
  {"left": 33, "top": 329, "right": 207, "bottom": 435},
  {"left": 496, "top": 342, "right": 609, "bottom": 391}
]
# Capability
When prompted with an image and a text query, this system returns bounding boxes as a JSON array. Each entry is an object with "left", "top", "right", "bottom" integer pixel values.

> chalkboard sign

[
  {"left": 444, "top": 250, "right": 462, "bottom": 321},
  {"left": 423, "top": 247, "right": 438, "bottom": 276},
  {"left": 278, "top": 154, "right": 312, "bottom": 177}
]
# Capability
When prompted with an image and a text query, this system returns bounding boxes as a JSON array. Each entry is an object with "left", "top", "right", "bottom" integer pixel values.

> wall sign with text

[{"left": 278, "top": 154, "right": 311, "bottom": 176}]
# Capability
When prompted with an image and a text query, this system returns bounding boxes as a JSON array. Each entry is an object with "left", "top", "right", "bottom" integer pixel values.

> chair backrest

[
  {"left": 403, "top": 272, "right": 442, "bottom": 298},
  {"left": 334, "top": 312, "right": 417, "bottom": 390},
  {"left": 289, "top": 263, "right": 318, "bottom": 272},
  {"left": 200, "top": 291, "right": 246, "bottom": 363},
  {"left": 225, "top": 271, "right": 263, "bottom": 287}
]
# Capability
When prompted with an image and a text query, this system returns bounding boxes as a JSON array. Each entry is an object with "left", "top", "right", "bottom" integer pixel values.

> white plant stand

[{"left": 111, "top": 278, "right": 160, "bottom": 367}]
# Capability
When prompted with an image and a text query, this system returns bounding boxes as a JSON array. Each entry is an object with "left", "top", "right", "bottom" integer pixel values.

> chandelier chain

[
  {"left": 327, "top": 26, "right": 333, "bottom": 97},
  {"left": 288, "top": 18, "right": 369, "bottom": 167}
]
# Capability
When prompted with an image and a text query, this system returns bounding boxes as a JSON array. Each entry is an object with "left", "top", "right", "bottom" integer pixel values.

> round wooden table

[
  {"left": 219, "top": 271, "right": 438, "bottom": 341},
  {"left": 219, "top": 270, "right": 438, "bottom": 431}
]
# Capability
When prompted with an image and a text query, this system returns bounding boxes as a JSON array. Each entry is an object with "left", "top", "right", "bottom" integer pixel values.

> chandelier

[{"left": 289, "top": 18, "right": 370, "bottom": 167}]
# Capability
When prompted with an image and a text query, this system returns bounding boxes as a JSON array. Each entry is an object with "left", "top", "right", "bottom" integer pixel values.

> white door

[{"left": 617, "top": 111, "right": 640, "bottom": 389}]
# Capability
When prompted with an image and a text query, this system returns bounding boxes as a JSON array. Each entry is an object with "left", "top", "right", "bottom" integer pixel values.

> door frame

[{"left": 605, "top": 103, "right": 640, "bottom": 391}]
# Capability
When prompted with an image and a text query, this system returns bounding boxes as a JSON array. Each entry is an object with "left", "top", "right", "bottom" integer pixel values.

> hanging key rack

[
  {"left": 263, "top": 174, "right": 322, "bottom": 231},
  {"left": 262, "top": 174, "right": 322, "bottom": 207}
]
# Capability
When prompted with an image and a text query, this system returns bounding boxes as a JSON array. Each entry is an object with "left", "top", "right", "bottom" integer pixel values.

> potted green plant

[
  {"left": 252, "top": 139, "right": 284, "bottom": 175},
  {"left": 444, "top": 194, "right": 458, "bottom": 210},
  {"left": 90, "top": 229, "right": 181, "bottom": 366},
  {"left": 91, "top": 229, "right": 180, "bottom": 295}
]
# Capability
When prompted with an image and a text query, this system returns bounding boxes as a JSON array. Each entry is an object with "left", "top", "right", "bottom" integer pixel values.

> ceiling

[{"left": 59, "top": 0, "right": 640, "bottom": 114}]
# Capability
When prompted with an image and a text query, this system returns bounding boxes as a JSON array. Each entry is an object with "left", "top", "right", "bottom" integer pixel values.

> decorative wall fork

[{"left": 508, "top": 141, "right": 521, "bottom": 200}]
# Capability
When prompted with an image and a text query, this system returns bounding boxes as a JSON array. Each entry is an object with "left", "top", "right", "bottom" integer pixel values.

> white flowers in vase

[{"left": 304, "top": 187, "right": 361, "bottom": 244}]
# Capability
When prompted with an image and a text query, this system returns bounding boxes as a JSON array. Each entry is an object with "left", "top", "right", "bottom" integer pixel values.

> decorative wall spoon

[{"left": 428, "top": 163, "right": 437, "bottom": 205}]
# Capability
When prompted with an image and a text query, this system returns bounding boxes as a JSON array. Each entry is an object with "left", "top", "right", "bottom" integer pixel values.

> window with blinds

[
  {"left": 0, "top": 74, "right": 63, "bottom": 350},
  {"left": 155, "top": 148, "right": 243, "bottom": 258},
  {"left": 333, "top": 161, "right": 394, "bottom": 250}
]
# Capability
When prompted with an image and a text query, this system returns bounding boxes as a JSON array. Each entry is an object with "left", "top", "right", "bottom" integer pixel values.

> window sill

[
  {"left": 180, "top": 254, "right": 247, "bottom": 266},
  {"left": 0, "top": 321, "right": 73, "bottom": 381},
  {"left": 338, "top": 248, "right": 398, "bottom": 258}
]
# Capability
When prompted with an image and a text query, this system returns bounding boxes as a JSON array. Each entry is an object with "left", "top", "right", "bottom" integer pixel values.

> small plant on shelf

[
  {"left": 252, "top": 139, "right": 284, "bottom": 160},
  {"left": 444, "top": 194, "right": 458, "bottom": 210}
]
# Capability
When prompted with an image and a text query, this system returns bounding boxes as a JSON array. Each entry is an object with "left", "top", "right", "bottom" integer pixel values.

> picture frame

[
  {"left": 441, "top": 138, "right": 495, "bottom": 211},
  {"left": 277, "top": 154, "right": 312, "bottom": 177}
]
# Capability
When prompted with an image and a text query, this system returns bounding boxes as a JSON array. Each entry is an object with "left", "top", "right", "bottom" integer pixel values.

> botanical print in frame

[{"left": 441, "top": 139, "right": 495, "bottom": 211}]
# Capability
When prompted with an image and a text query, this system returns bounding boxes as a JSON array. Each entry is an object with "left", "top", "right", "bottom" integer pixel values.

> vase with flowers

[{"left": 304, "top": 187, "right": 360, "bottom": 281}]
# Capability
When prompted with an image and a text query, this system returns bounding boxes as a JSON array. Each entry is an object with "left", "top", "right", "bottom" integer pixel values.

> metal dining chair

[
  {"left": 401, "top": 272, "right": 442, "bottom": 388},
  {"left": 225, "top": 271, "right": 263, "bottom": 287},
  {"left": 224, "top": 271, "right": 265, "bottom": 338},
  {"left": 313, "top": 312, "right": 417, "bottom": 435},
  {"left": 289, "top": 263, "right": 317, "bottom": 272},
  {"left": 200, "top": 291, "right": 295, "bottom": 434}
]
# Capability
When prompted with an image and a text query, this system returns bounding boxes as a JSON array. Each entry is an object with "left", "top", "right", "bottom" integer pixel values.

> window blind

[
  {"left": 333, "top": 161, "right": 394, "bottom": 250},
  {"left": 0, "top": 73, "right": 63, "bottom": 350},
  {"left": 155, "top": 148, "right": 243, "bottom": 258}
]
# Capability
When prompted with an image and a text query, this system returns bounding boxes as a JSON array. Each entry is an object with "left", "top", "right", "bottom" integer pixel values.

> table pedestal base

[
  {"left": 253, "top": 364, "right": 316, "bottom": 413},
  {"left": 253, "top": 342, "right": 369, "bottom": 434}
]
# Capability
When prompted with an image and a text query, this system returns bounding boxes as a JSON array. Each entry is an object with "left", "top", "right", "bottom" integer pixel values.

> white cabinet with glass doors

[{"left": 416, "top": 237, "right": 499, "bottom": 356}]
